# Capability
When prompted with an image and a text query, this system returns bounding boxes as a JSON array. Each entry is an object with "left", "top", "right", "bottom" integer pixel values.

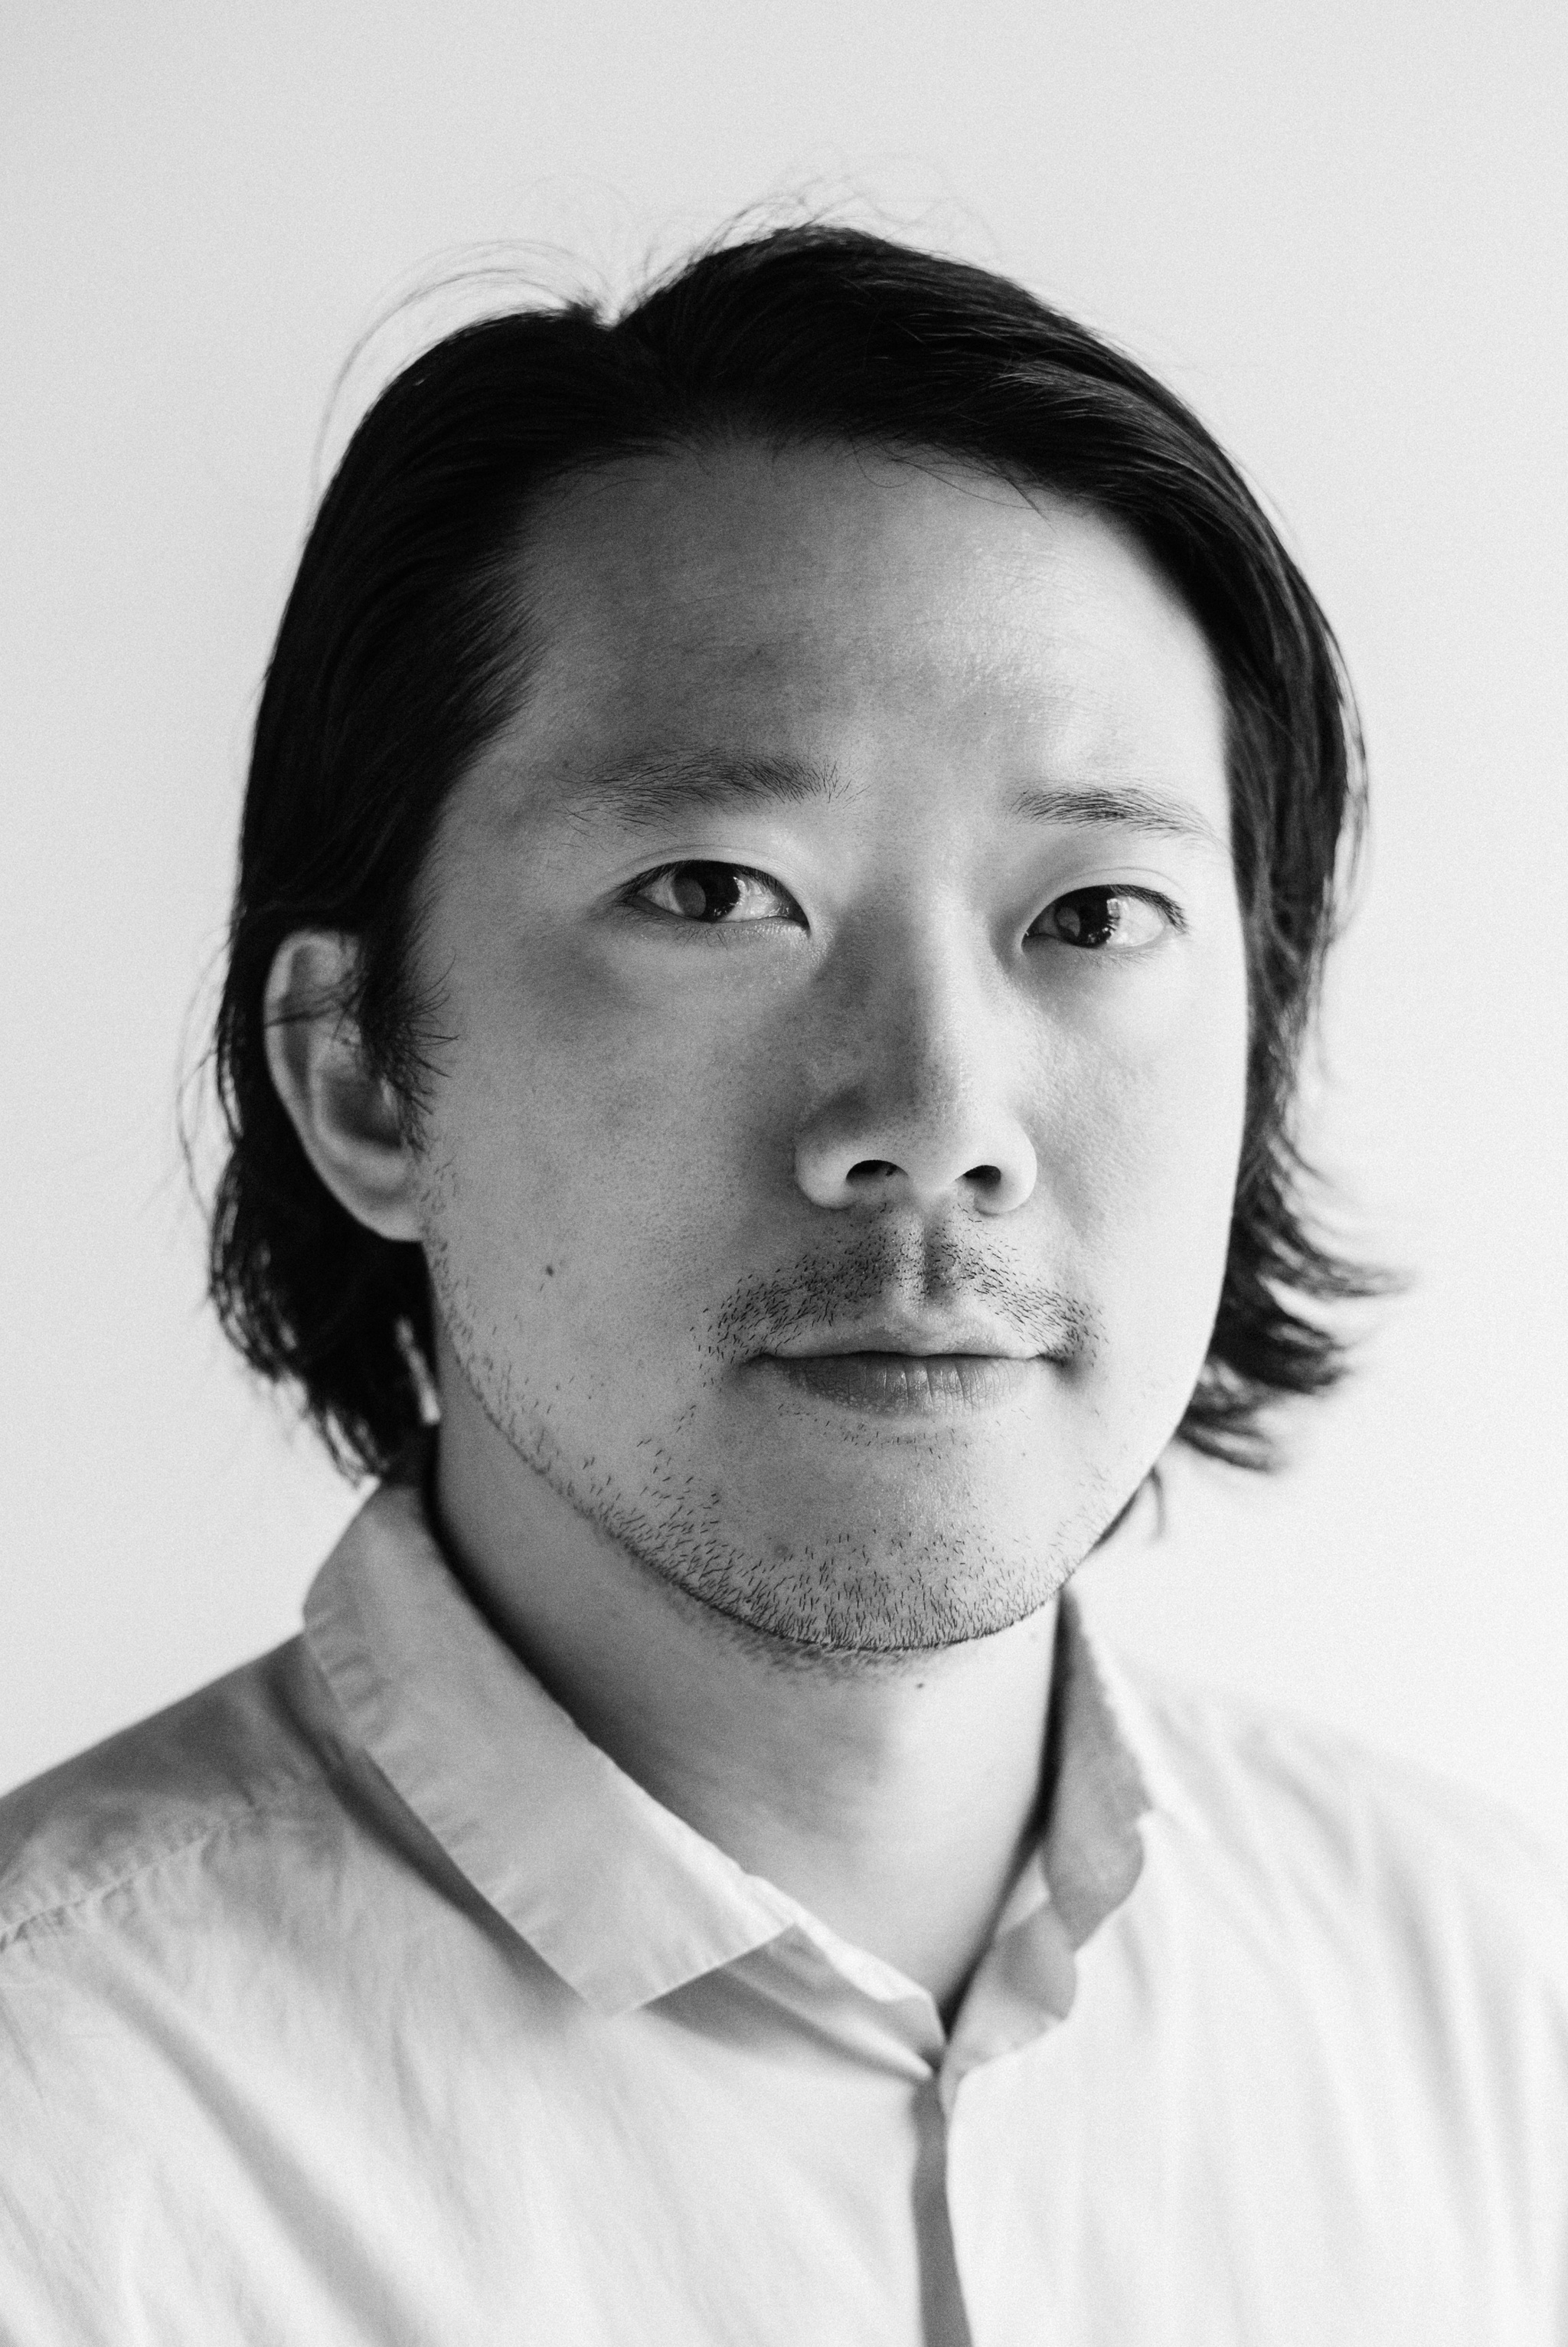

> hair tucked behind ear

[{"left": 207, "top": 220, "right": 1386, "bottom": 1477}]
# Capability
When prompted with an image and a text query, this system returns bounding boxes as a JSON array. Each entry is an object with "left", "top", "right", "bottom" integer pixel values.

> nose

[{"left": 792, "top": 924, "right": 1037, "bottom": 1217}]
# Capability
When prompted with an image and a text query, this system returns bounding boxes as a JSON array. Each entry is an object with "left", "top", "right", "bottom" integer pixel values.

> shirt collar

[
  {"left": 305, "top": 1477, "right": 808, "bottom": 2015},
  {"left": 1038, "top": 1590, "right": 1213, "bottom": 1945},
  {"left": 303, "top": 1476, "right": 1182, "bottom": 2018}
]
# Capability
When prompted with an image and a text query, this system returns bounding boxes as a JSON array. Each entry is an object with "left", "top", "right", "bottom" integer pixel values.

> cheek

[
  {"left": 1039, "top": 971, "right": 1248, "bottom": 1345},
  {"left": 416, "top": 941, "right": 788, "bottom": 1360}
]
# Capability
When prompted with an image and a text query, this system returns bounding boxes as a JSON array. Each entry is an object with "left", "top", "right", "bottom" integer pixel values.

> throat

[{"left": 619, "top": 1600, "right": 1062, "bottom": 2015}]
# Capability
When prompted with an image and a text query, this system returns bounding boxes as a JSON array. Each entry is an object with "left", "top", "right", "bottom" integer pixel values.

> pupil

[
  {"left": 1062, "top": 890, "right": 1116, "bottom": 946},
  {"left": 672, "top": 863, "right": 740, "bottom": 921}
]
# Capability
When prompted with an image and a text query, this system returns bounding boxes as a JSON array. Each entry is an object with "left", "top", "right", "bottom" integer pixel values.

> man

[{"left": 2, "top": 224, "right": 1563, "bottom": 2344}]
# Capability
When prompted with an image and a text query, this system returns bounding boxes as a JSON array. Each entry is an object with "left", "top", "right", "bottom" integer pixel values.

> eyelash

[
  {"left": 1027, "top": 884, "right": 1184, "bottom": 950},
  {"left": 622, "top": 860, "right": 1184, "bottom": 946},
  {"left": 624, "top": 862, "right": 801, "bottom": 926}
]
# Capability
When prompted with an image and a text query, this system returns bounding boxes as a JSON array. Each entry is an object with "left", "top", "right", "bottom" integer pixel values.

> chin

[
  {"left": 618, "top": 1469, "right": 1122, "bottom": 1656},
  {"left": 730, "top": 1428, "right": 1127, "bottom": 1555},
  {"left": 672, "top": 1528, "right": 1073, "bottom": 1655}
]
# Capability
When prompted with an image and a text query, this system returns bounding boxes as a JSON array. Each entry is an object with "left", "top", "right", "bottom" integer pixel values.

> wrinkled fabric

[{"left": 1, "top": 1478, "right": 1565, "bottom": 2345}]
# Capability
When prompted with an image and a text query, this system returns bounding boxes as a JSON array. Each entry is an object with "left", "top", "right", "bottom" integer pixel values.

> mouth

[
  {"left": 753, "top": 1345, "right": 1050, "bottom": 1416},
  {"left": 724, "top": 1270, "right": 1089, "bottom": 1420}
]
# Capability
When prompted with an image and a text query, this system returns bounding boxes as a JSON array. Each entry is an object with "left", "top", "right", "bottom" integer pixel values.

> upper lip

[{"left": 765, "top": 1319, "right": 1045, "bottom": 1361}]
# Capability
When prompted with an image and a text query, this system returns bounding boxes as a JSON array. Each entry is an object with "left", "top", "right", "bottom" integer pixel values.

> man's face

[{"left": 409, "top": 443, "right": 1249, "bottom": 1650}]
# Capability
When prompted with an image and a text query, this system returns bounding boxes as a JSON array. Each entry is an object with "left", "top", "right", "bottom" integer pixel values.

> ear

[{"left": 263, "top": 932, "right": 423, "bottom": 1244}]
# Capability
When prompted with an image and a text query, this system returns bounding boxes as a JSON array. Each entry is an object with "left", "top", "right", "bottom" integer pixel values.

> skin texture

[{"left": 266, "top": 442, "right": 1249, "bottom": 2009}]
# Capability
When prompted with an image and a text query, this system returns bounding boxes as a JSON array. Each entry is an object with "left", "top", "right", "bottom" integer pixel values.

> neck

[{"left": 432, "top": 1391, "right": 1059, "bottom": 2020}]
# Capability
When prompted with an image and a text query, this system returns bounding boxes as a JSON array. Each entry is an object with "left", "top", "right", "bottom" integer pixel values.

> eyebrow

[
  {"left": 1004, "top": 782, "right": 1229, "bottom": 855},
  {"left": 559, "top": 749, "right": 1226, "bottom": 855},
  {"left": 560, "top": 750, "right": 844, "bottom": 832}
]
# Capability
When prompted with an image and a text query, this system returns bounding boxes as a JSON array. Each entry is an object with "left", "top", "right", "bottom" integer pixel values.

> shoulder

[
  {"left": 1119, "top": 1659, "right": 1568, "bottom": 2000},
  {"left": 0, "top": 1637, "right": 351, "bottom": 1956}
]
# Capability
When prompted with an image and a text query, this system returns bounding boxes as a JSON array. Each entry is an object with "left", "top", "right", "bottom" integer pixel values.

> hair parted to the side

[{"left": 208, "top": 220, "right": 1384, "bottom": 1479}]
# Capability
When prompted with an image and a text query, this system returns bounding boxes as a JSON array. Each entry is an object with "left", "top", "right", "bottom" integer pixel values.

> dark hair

[{"left": 209, "top": 221, "right": 1380, "bottom": 1477}]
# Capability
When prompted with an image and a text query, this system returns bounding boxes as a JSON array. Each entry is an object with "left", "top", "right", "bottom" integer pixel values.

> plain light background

[{"left": 4, "top": 2, "right": 1564, "bottom": 1853}]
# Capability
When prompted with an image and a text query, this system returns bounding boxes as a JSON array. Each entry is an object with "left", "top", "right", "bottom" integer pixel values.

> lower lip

[{"left": 754, "top": 1352, "right": 1044, "bottom": 1415}]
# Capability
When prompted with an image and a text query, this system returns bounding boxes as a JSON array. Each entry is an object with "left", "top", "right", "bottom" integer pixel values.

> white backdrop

[{"left": 4, "top": 0, "right": 1564, "bottom": 1854}]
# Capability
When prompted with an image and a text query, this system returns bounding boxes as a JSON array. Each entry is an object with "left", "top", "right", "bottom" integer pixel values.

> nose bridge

[
  {"left": 866, "top": 911, "right": 991, "bottom": 1117},
  {"left": 794, "top": 902, "right": 1037, "bottom": 1214}
]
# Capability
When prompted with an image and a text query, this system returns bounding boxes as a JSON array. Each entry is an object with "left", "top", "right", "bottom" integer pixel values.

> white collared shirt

[{"left": 2, "top": 1479, "right": 1565, "bottom": 2344}]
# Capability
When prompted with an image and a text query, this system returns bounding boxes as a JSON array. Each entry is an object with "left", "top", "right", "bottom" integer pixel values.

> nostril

[
  {"left": 968, "top": 1163, "right": 1002, "bottom": 1189},
  {"left": 847, "top": 1159, "right": 901, "bottom": 1184}
]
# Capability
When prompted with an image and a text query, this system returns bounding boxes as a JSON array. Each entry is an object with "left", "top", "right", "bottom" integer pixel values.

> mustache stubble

[{"left": 706, "top": 1220, "right": 1099, "bottom": 1364}]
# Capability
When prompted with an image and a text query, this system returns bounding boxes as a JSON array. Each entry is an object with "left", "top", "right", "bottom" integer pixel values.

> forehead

[{"left": 480, "top": 440, "right": 1227, "bottom": 812}]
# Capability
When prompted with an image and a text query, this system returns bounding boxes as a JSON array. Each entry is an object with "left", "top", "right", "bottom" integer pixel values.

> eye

[
  {"left": 628, "top": 861, "right": 802, "bottom": 926},
  {"left": 1029, "top": 886, "right": 1175, "bottom": 951}
]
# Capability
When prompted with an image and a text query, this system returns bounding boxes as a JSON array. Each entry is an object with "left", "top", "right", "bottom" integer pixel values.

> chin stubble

[
  {"left": 425, "top": 1208, "right": 1122, "bottom": 1661},
  {"left": 439, "top": 1322, "right": 1113, "bottom": 1663}
]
